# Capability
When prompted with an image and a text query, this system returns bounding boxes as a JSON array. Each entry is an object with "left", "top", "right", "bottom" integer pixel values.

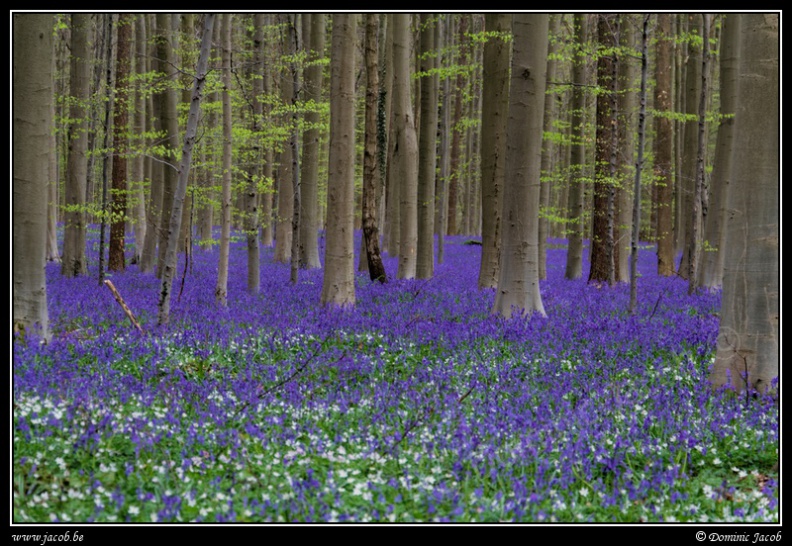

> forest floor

[{"left": 12, "top": 228, "right": 779, "bottom": 523}]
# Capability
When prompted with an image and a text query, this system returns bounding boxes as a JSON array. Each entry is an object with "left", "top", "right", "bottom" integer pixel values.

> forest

[{"left": 12, "top": 12, "right": 779, "bottom": 525}]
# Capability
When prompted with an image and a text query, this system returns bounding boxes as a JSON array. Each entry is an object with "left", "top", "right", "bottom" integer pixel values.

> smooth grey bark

[
  {"left": 393, "top": 14, "right": 419, "bottom": 280},
  {"left": 62, "top": 14, "right": 92, "bottom": 276},
  {"left": 155, "top": 13, "right": 181, "bottom": 278},
  {"left": 362, "top": 13, "right": 387, "bottom": 283},
  {"left": 416, "top": 14, "right": 438, "bottom": 279},
  {"left": 711, "top": 14, "right": 778, "bottom": 394},
  {"left": 564, "top": 13, "right": 589, "bottom": 281},
  {"left": 538, "top": 14, "right": 560, "bottom": 281},
  {"left": 13, "top": 13, "right": 52, "bottom": 341},
  {"left": 157, "top": 14, "right": 215, "bottom": 325},
  {"left": 287, "top": 15, "right": 301, "bottom": 285},
  {"left": 383, "top": 15, "right": 400, "bottom": 258},
  {"left": 320, "top": 14, "right": 357, "bottom": 306},
  {"left": 140, "top": 16, "right": 162, "bottom": 274},
  {"left": 447, "top": 15, "right": 467, "bottom": 236},
  {"left": 132, "top": 15, "right": 147, "bottom": 264},
  {"left": 274, "top": 15, "right": 295, "bottom": 264},
  {"left": 615, "top": 16, "right": 637, "bottom": 283},
  {"left": 699, "top": 14, "right": 737, "bottom": 290},
  {"left": 216, "top": 14, "right": 232, "bottom": 307},
  {"left": 299, "top": 14, "right": 325, "bottom": 269},
  {"left": 177, "top": 14, "right": 196, "bottom": 255},
  {"left": 435, "top": 15, "right": 452, "bottom": 265},
  {"left": 260, "top": 15, "right": 275, "bottom": 248},
  {"left": 628, "top": 15, "right": 651, "bottom": 313},
  {"left": 478, "top": 13, "right": 511, "bottom": 289},
  {"left": 654, "top": 14, "right": 675, "bottom": 277},
  {"left": 492, "top": 14, "right": 549, "bottom": 319},
  {"left": 674, "top": 15, "right": 687, "bottom": 257},
  {"left": 677, "top": 15, "right": 701, "bottom": 279},
  {"left": 687, "top": 14, "right": 711, "bottom": 295}
]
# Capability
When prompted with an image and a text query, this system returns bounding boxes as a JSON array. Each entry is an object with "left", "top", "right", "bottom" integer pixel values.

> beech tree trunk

[
  {"left": 654, "top": 14, "right": 675, "bottom": 277},
  {"left": 564, "top": 13, "right": 588, "bottom": 281},
  {"left": 321, "top": 14, "right": 357, "bottom": 306},
  {"left": 13, "top": 13, "right": 53, "bottom": 341},
  {"left": 710, "top": 14, "right": 778, "bottom": 394},
  {"left": 62, "top": 13, "right": 91, "bottom": 276},
  {"left": 215, "top": 14, "right": 232, "bottom": 307},
  {"left": 492, "top": 14, "right": 549, "bottom": 319},
  {"left": 393, "top": 14, "right": 419, "bottom": 280},
  {"left": 416, "top": 14, "right": 438, "bottom": 279},
  {"left": 478, "top": 13, "right": 511, "bottom": 289}
]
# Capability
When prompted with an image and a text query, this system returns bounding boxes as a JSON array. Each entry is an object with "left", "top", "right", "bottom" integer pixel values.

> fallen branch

[{"left": 103, "top": 280, "right": 144, "bottom": 334}]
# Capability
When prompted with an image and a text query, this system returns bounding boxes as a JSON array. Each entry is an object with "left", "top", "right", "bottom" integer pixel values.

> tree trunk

[
  {"left": 155, "top": 13, "right": 181, "bottom": 278},
  {"left": 361, "top": 14, "right": 387, "bottom": 283},
  {"left": 62, "top": 14, "right": 92, "bottom": 275},
  {"left": 710, "top": 14, "right": 778, "bottom": 394},
  {"left": 321, "top": 14, "right": 357, "bottom": 306},
  {"left": 383, "top": 15, "right": 400, "bottom": 258},
  {"left": 215, "top": 14, "right": 232, "bottom": 307},
  {"left": 478, "top": 14, "right": 511, "bottom": 289},
  {"left": 109, "top": 14, "right": 132, "bottom": 272},
  {"left": 299, "top": 14, "right": 324, "bottom": 269},
  {"left": 699, "top": 15, "right": 738, "bottom": 290},
  {"left": 13, "top": 13, "right": 52, "bottom": 341},
  {"left": 260, "top": 14, "right": 275, "bottom": 248},
  {"left": 131, "top": 15, "right": 147, "bottom": 265},
  {"left": 158, "top": 14, "right": 215, "bottom": 324},
  {"left": 140, "top": 18, "right": 162, "bottom": 273},
  {"left": 589, "top": 15, "right": 619, "bottom": 285},
  {"left": 393, "top": 14, "right": 419, "bottom": 280},
  {"left": 615, "top": 16, "right": 637, "bottom": 283},
  {"left": 245, "top": 14, "right": 265, "bottom": 294},
  {"left": 288, "top": 15, "right": 301, "bottom": 285},
  {"left": 416, "top": 14, "right": 438, "bottom": 279},
  {"left": 564, "top": 14, "right": 588, "bottom": 281},
  {"left": 654, "top": 14, "right": 675, "bottom": 277},
  {"left": 435, "top": 15, "right": 452, "bottom": 265},
  {"left": 492, "top": 14, "right": 549, "bottom": 319},
  {"left": 628, "top": 16, "right": 651, "bottom": 313},
  {"left": 687, "top": 14, "right": 711, "bottom": 295},
  {"left": 274, "top": 15, "right": 294, "bottom": 264},
  {"left": 538, "top": 14, "right": 560, "bottom": 281},
  {"left": 447, "top": 15, "right": 467, "bottom": 236}
]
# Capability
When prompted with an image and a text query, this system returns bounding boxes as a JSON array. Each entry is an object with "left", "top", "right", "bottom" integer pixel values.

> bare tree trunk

[
  {"left": 687, "top": 14, "right": 711, "bottom": 294},
  {"left": 383, "top": 15, "right": 399, "bottom": 258},
  {"left": 260, "top": 15, "right": 274, "bottom": 248},
  {"left": 62, "top": 14, "right": 92, "bottom": 276},
  {"left": 215, "top": 13, "right": 232, "bottom": 307},
  {"left": 492, "top": 14, "right": 549, "bottom": 319},
  {"left": 158, "top": 14, "right": 215, "bottom": 324},
  {"left": 155, "top": 13, "right": 181, "bottom": 278},
  {"left": 393, "top": 14, "right": 419, "bottom": 280},
  {"left": 589, "top": 15, "right": 619, "bottom": 285},
  {"left": 109, "top": 14, "right": 132, "bottom": 272},
  {"left": 674, "top": 15, "right": 687, "bottom": 258},
  {"left": 710, "top": 13, "right": 778, "bottom": 394},
  {"left": 416, "top": 14, "right": 438, "bottom": 279},
  {"left": 362, "top": 14, "right": 387, "bottom": 283},
  {"left": 274, "top": 15, "right": 294, "bottom": 264},
  {"left": 564, "top": 14, "right": 588, "bottom": 281},
  {"left": 538, "top": 14, "right": 560, "bottom": 281},
  {"left": 321, "top": 14, "right": 357, "bottom": 306},
  {"left": 699, "top": 14, "right": 738, "bottom": 290},
  {"left": 288, "top": 15, "right": 301, "bottom": 284},
  {"left": 13, "top": 13, "right": 52, "bottom": 341},
  {"left": 654, "top": 14, "right": 675, "bottom": 277},
  {"left": 447, "top": 15, "right": 467, "bottom": 236},
  {"left": 478, "top": 13, "right": 511, "bottom": 288},
  {"left": 131, "top": 15, "right": 147, "bottom": 264},
  {"left": 140, "top": 18, "right": 162, "bottom": 273},
  {"left": 435, "top": 15, "right": 451, "bottom": 265},
  {"left": 628, "top": 15, "right": 651, "bottom": 313}
]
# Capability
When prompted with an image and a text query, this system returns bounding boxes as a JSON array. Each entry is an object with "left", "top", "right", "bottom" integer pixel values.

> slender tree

[
  {"left": 274, "top": 14, "right": 295, "bottom": 264},
  {"left": 245, "top": 14, "right": 265, "bottom": 294},
  {"left": 362, "top": 13, "right": 387, "bottom": 283},
  {"left": 478, "top": 14, "right": 511, "bottom": 289},
  {"left": 13, "top": 13, "right": 53, "bottom": 341},
  {"left": 321, "top": 14, "right": 357, "bottom": 306},
  {"left": 109, "top": 14, "right": 133, "bottom": 271},
  {"left": 132, "top": 14, "right": 147, "bottom": 264},
  {"left": 435, "top": 15, "right": 452, "bottom": 265},
  {"left": 215, "top": 13, "right": 232, "bottom": 307},
  {"left": 158, "top": 14, "right": 216, "bottom": 324},
  {"left": 287, "top": 15, "right": 301, "bottom": 284},
  {"left": 699, "top": 15, "right": 738, "bottom": 290},
  {"left": 393, "top": 14, "right": 419, "bottom": 280},
  {"left": 564, "top": 13, "right": 589, "bottom": 281},
  {"left": 62, "top": 14, "right": 91, "bottom": 276},
  {"left": 710, "top": 13, "right": 778, "bottom": 394},
  {"left": 654, "top": 13, "right": 675, "bottom": 276},
  {"left": 628, "top": 15, "right": 651, "bottom": 313},
  {"left": 416, "top": 14, "right": 438, "bottom": 279},
  {"left": 447, "top": 15, "right": 468, "bottom": 236},
  {"left": 492, "top": 14, "right": 549, "bottom": 319},
  {"left": 300, "top": 14, "right": 325, "bottom": 269}
]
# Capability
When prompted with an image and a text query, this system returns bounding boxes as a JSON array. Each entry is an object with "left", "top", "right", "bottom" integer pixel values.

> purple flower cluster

[{"left": 12, "top": 228, "right": 778, "bottom": 522}]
